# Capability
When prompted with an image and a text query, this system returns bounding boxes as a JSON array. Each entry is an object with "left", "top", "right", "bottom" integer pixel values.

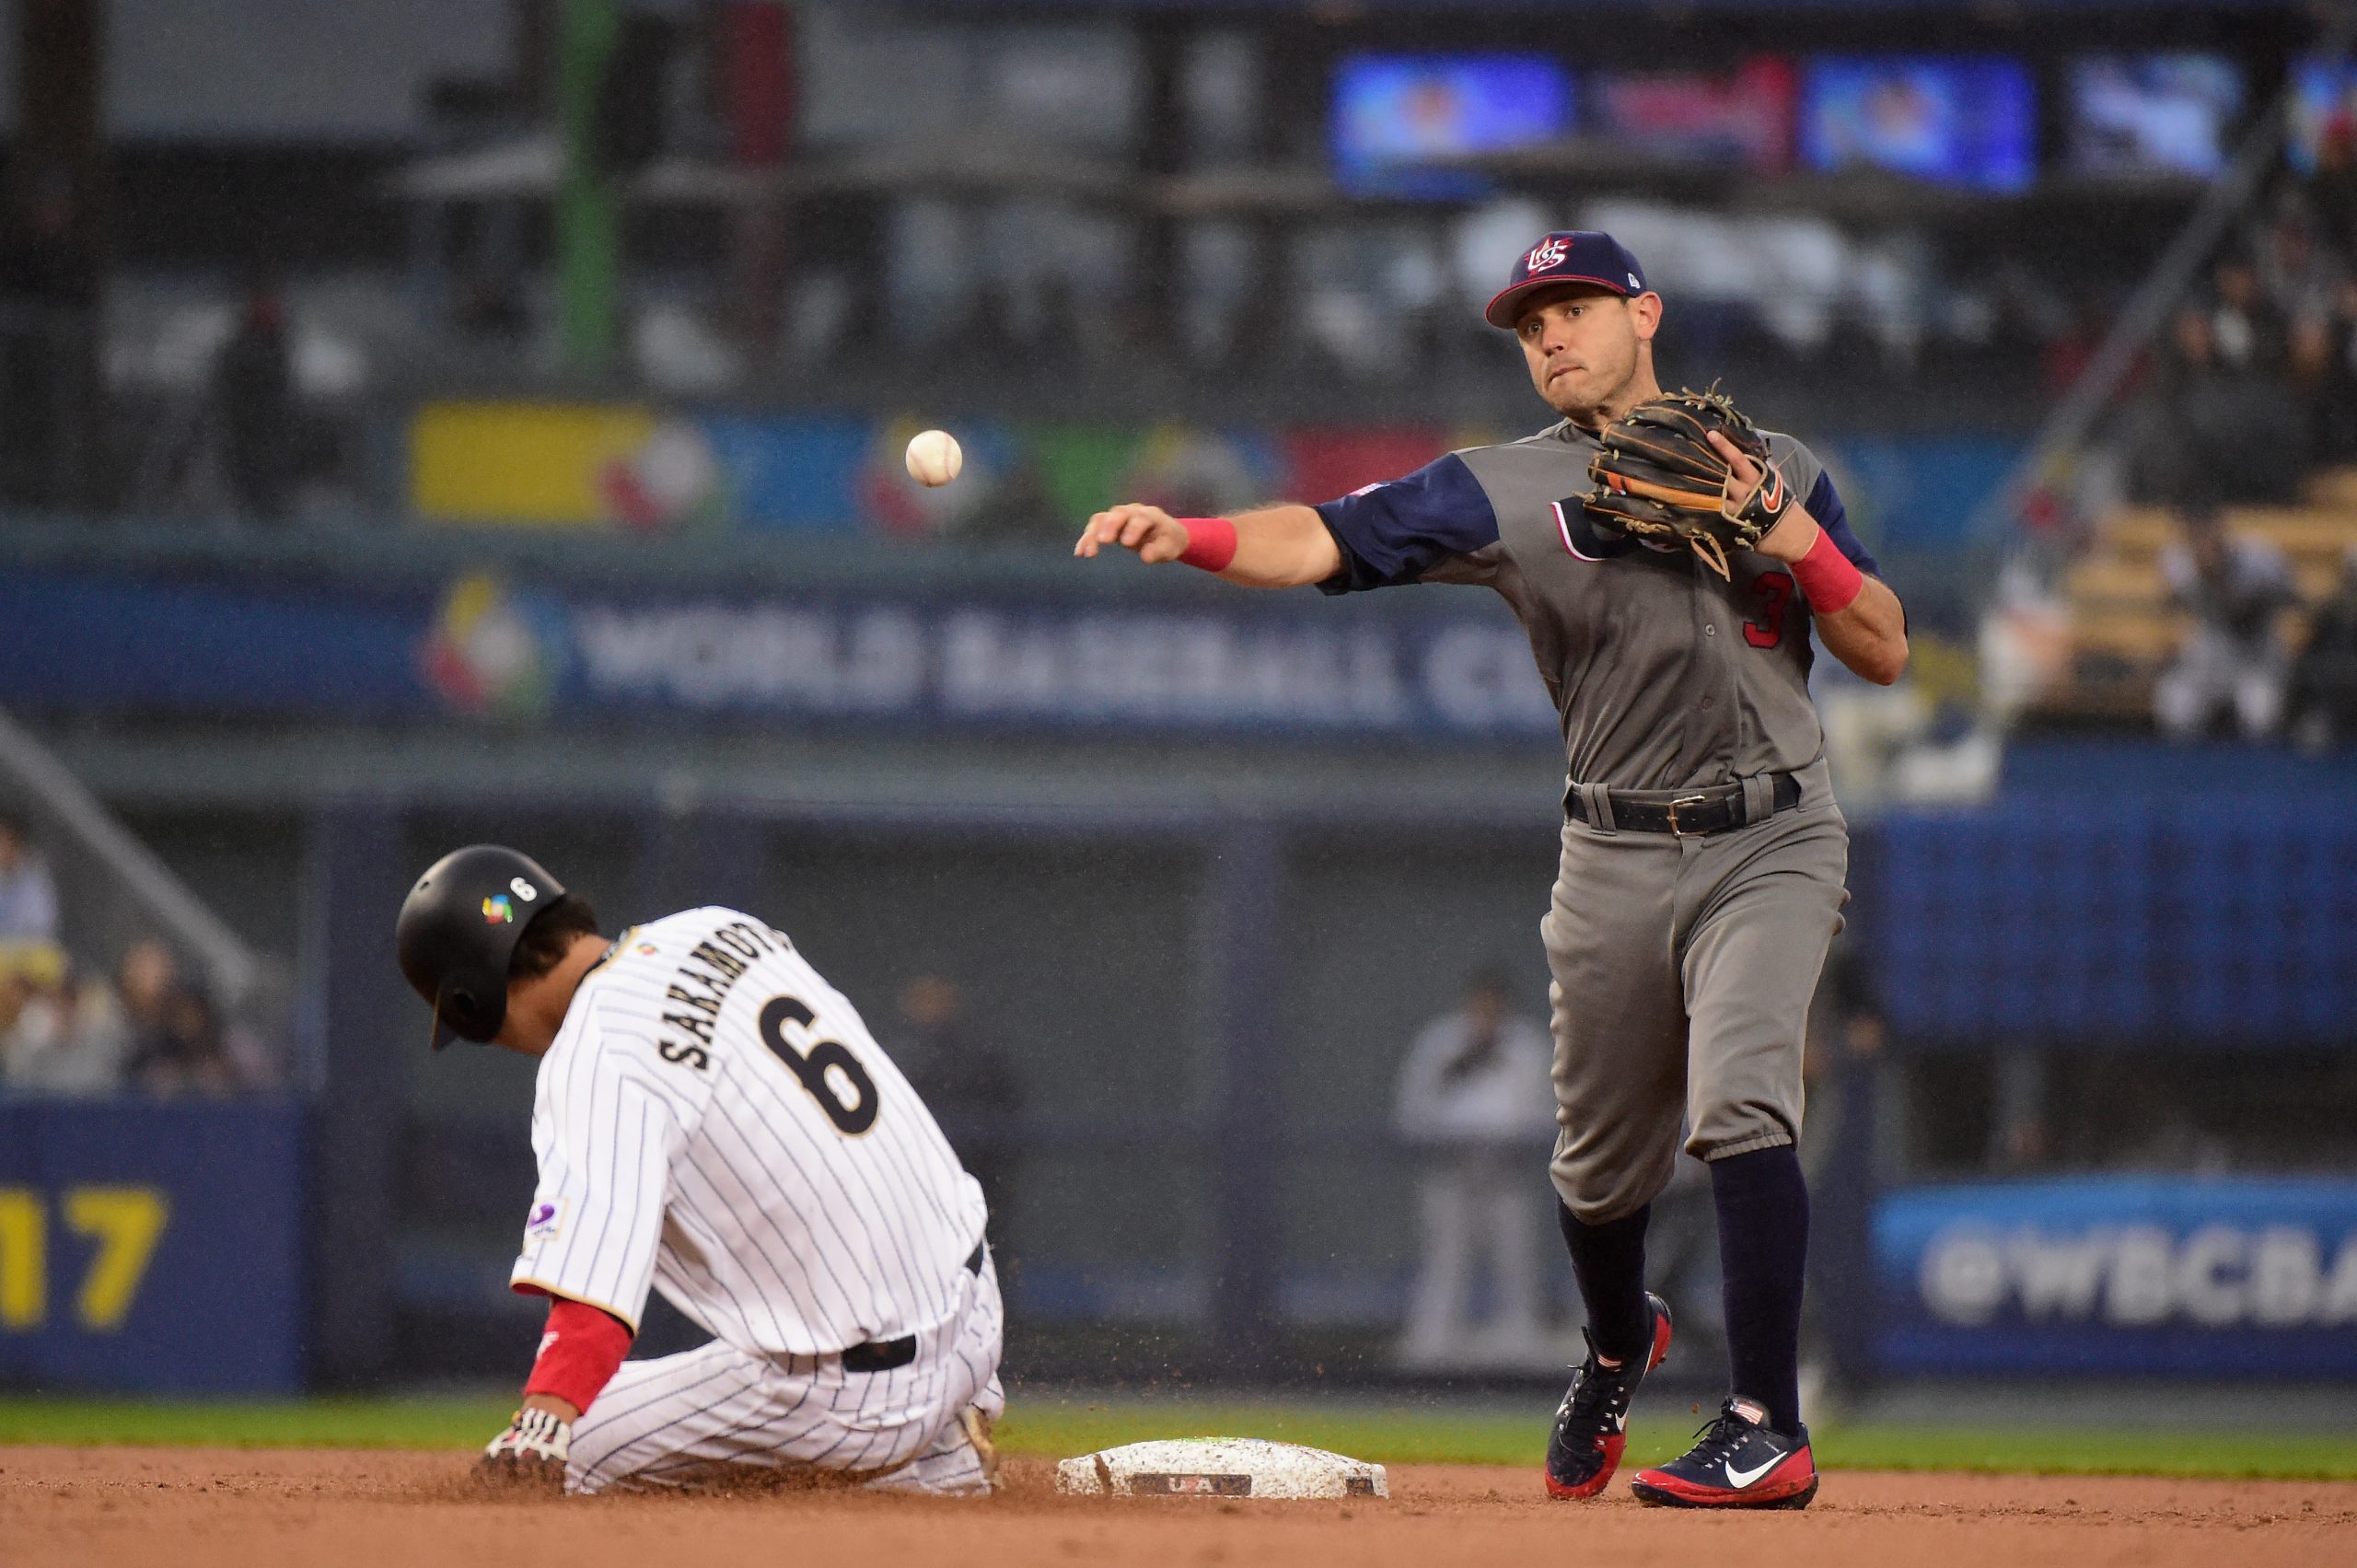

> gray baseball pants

[{"left": 1542, "top": 762, "right": 1849, "bottom": 1225}]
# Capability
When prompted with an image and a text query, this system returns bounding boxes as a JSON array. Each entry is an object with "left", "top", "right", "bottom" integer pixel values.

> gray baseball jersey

[
  {"left": 1315, "top": 420, "right": 1876, "bottom": 790},
  {"left": 1315, "top": 420, "right": 1878, "bottom": 1221}
]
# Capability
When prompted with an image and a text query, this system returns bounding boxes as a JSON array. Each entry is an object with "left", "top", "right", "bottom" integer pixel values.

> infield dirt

[{"left": 4, "top": 1446, "right": 2352, "bottom": 1566}]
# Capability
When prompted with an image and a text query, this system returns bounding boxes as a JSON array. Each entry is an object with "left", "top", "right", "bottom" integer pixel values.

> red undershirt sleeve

[{"left": 523, "top": 1295, "right": 634, "bottom": 1414}]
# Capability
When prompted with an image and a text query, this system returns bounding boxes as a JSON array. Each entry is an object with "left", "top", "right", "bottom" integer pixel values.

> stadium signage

[
  {"left": 0, "top": 1102, "right": 306, "bottom": 1393},
  {"left": 1875, "top": 1178, "right": 2357, "bottom": 1375},
  {"left": 0, "top": 567, "right": 1561, "bottom": 739},
  {"left": 567, "top": 599, "right": 1548, "bottom": 732},
  {"left": 1918, "top": 1224, "right": 2357, "bottom": 1330}
]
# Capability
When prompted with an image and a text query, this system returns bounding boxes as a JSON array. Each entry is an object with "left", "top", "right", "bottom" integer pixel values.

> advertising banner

[
  {"left": 0, "top": 1101, "right": 308, "bottom": 1392},
  {"left": 412, "top": 401, "right": 662, "bottom": 527},
  {"left": 407, "top": 401, "right": 1472, "bottom": 539},
  {"left": 406, "top": 401, "right": 1997, "bottom": 556},
  {"left": 0, "top": 566, "right": 1560, "bottom": 739},
  {"left": 1875, "top": 1177, "right": 2357, "bottom": 1376}
]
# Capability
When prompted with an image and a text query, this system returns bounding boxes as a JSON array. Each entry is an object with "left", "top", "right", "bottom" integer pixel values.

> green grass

[
  {"left": 999, "top": 1399, "right": 2357, "bottom": 1481},
  {"left": 3, "top": 1394, "right": 2354, "bottom": 1481},
  {"left": 0, "top": 1394, "right": 517, "bottom": 1451}
]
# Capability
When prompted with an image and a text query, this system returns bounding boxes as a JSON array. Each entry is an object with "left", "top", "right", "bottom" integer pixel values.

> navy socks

[
  {"left": 1555, "top": 1200, "right": 1653, "bottom": 1365},
  {"left": 1556, "top": 1146, "right": 1811, "bottom": 1434},
  {"left": 1710, "top": 1144, "right": 1810, "bottom": 1436}
]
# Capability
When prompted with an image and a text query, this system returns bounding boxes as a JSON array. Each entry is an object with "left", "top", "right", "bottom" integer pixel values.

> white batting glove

[{"left": 476, "top": 1406, "right": 571, "bottom": 1491}]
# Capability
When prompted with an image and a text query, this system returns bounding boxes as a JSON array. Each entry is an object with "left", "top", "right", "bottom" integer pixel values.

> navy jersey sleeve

[
  {"left": 1313, "top": 452, "right": 1501, "bottom": 595},
  {"left": 1806, "top": 470, "right": 1878, "bottom": 578}
]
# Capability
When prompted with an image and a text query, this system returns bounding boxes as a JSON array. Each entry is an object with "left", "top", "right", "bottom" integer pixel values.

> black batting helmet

[{"left": 395, "top": 844, "right": 565, "bottom": 1050}]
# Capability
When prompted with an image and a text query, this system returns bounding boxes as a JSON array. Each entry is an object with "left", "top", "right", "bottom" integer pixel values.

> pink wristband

[
  {"left": 1176, "top": 517, "right": 1238, "bottom": 573},
  {"left": 1789, "top": 524, "right": 1864, "bottom": 615}
]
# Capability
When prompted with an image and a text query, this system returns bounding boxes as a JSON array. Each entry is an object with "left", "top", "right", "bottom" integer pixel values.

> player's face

[{"left": 1515, "top": 286, "right": 1658, "bottom": 423}]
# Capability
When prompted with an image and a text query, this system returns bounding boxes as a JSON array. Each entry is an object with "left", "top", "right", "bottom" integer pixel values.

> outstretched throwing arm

[{"left": 1074, "top": 503, "right": 1341, "bottom": 588}]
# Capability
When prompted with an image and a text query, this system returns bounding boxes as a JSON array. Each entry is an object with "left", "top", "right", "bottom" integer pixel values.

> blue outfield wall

[
  {"left": 0, "top": 1101, "right": 308, "bottom": 1393},
  {"left": 1856, "top": 797, "right": 2357, "bottom": 1049}
]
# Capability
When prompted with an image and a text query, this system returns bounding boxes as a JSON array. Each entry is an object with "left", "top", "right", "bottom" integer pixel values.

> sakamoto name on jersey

[{"left": 656, "top": 918, "right": 793, "bottom": 1072}]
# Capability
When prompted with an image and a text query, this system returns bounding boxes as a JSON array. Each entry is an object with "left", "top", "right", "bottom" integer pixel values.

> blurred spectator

[
  {"left": 2305, "top": 278, "right": 2357, "bottom": 462},
  {"left": 2154, "top": 505, "right": 2300, "bottom": 740},
  {"left": 0, "top": 809, "right": 64, "bottom": 987},
  {"left": 2307, "top": 124, "right": 2357, "bottom": 260},
  {"left": 956, "top": 281, "right": 1028, "bottom": 367},
  {"left": 2256, "top": 209, "right": 2342, "bottom": 331},
  {"left": 1033, "top": 278, "right": 1087, "bottom": 368},
  {"left": 450, "top": 265, "right": 531, "bottom": 345},
  {"left": 2208, "top": 255, "right": 2286, "bottom": 373},
  {"left": 893, "top": 975, "right": 1022, "bottom": 1236},
  {"left": 118, "top": 938, "right": 238, "bottom": 1098},
  {"left": 1, "top": 959, "right": 128, "bottom": 1098},
  {"left": 1391, "top": 968, "right": 1556, "bottom": 1370},
  {"left": 2128, "top": 309, "right": 2308, "bottom": 505},
  {"left": 1801, "top": 935, "right": 1891, "bottom": 1402},
  {"left": 0, "top": 810, "right": 58, "bottom": 938},
  {"left": 2288, "top": 546, "right": 2357, "bottom": 753},
  {"left": 212, "top": 275, "right": 296, "bottom": 522},
  {"left": 1804, "top": 937, "right": 1890, "bottom": 1132},
  {"left": 2040, "top": 302, "right": 2107, "bottom": 400},
  {"left": 0, "top": 167, "right": 94, "bottom": 508}
]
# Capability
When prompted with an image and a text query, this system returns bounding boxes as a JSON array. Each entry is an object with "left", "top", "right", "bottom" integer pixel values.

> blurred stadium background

[{"left": 2, "top": 0, "right": 2355, "bottom": 1452}]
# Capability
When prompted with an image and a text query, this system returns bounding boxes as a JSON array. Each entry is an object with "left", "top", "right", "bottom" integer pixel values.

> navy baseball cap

[{"left": 1483, "top": 230, "right": 1650, "bottom": 330}]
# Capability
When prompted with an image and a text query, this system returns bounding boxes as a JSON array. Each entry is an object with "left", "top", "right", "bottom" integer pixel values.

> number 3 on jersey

[
  {"left": 758, "top": 995, "right": 880, "bottom": 1136},
  {"left": 1745, "top": 571, "right": 1794, "bottom": 649}
]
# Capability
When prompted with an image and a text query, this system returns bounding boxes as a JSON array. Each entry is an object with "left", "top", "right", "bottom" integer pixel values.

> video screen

[
  {"left": 1591, "top": 57, "right": 1798, "bottom": 175},
  {"left": 1801, "top": 57, "right": 2036, "bottom": 192},
  {"left": 2290, "top": 59, "right": 2357, "bottom": 174},
  {"left": 2070, "top": 55, "right": 2243, "bottom": 177},
  {"left": 1331, "top": 53, "right": 1573, "bottom": 197}
]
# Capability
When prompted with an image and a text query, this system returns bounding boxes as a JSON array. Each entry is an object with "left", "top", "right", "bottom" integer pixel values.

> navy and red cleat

[
  {"left": 1630, "top": 1397, "right": 1818, "bottom": 1509},
  {"left": 1542, "top": 1293, "right": 1673, "bottom": 1500}
]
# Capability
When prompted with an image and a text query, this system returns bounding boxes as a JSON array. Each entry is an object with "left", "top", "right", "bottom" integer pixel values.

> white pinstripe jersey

[{"left": 510, "top": 907, "right": 989, "bottom": 1356}]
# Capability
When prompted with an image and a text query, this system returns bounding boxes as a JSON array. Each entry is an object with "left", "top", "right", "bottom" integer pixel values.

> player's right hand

[
  {"left": 474, "top": 1406, "right": 571, "bottom": 1493},
  {"left": 1074, "top": 503, "right": 1190, "bottom": 564}
]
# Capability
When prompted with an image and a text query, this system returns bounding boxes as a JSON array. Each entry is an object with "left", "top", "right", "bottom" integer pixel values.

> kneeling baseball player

[
  {"left": 396, "top": 845, "right": 1004, "bottom": 1495},
  {"left": 1076, "top": 231, "right": 1910, "bottom": 1507}
]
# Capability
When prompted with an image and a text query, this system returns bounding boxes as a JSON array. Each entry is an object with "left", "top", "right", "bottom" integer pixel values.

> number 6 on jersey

[{"left": 759, "top": 995, "right": 880, "bottom": 1135}]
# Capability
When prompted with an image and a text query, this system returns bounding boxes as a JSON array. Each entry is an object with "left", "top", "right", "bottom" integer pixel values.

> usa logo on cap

[{"left": 1484, "top": 230, "right": 1650, "bottom": 330}]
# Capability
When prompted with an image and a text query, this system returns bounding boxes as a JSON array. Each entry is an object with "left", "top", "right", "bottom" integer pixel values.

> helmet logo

[
  {"left": 1527, "top": 238, "right": 1569, "bottom": 273},
  {"left": 482, "top": 894, "right": 516, "bottom": 923},
  {"left": 511, "top": 877, "right": 539, "bottom": 901}
]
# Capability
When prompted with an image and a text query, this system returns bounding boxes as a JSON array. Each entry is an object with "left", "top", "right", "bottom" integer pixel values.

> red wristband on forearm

[
  {"left": 524, "top": 1297, "right": 633, "bottom": 1414},
  {"left": 1789, "top": 525, "right": 1865, "bottom": 615},
  {"left": 1176, "top": 517, "right": 1238, "bottom": 573}
]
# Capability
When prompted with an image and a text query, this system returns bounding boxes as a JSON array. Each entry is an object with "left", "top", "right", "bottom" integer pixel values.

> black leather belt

[
  {"left": 1565, "top": 772, "right": 1802, "bottom": 837},
  {"left": 838, "top": 1240, "right": 986, "bottom": 1374}
]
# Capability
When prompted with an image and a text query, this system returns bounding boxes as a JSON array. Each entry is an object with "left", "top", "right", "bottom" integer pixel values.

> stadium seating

[{"left": 2045, "top": 474, "right": 2357, "bottom": 723}]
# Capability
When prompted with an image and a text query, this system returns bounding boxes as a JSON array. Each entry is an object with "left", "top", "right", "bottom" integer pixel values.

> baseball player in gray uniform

[{"left": 1074, "top": 230, "right": 1907, "bottom": 1509}]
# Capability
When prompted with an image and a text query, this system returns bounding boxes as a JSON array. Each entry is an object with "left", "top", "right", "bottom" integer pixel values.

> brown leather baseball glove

[{"left": 1585, "top": 388, "right": 1794, "bottom": 579}]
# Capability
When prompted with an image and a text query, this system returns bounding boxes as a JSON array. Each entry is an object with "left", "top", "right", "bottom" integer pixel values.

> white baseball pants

[{"left": 565, "top": 1251, "right": 1005, "bottom": 1495}]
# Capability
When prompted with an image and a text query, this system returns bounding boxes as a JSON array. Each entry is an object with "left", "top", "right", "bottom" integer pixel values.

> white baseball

[{"left": 904, "top": 429, "right": 963, "bottom": 487}]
